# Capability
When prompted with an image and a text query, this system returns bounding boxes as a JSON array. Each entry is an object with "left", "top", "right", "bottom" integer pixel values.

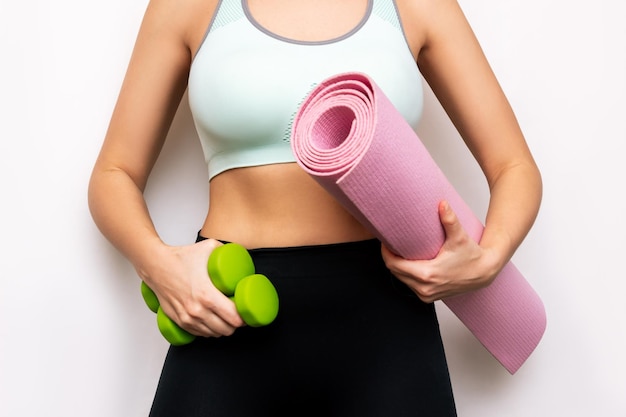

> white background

[{"left": 1, "top": 0, "right": 625, "bottom": 415}]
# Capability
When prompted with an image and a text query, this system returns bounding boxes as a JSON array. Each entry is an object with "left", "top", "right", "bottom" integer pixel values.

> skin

[{"left": 88, "top": 0, "right": 542, "bottom": 337}]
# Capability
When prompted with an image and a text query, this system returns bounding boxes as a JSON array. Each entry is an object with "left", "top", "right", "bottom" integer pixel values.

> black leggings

[{"left": 149, "top": 238, "right": 456, "bottom": 416}]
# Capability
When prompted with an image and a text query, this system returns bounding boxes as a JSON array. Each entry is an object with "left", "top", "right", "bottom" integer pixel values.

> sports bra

[{"left": 188, "top": 0, "right": 424, "bottom": 180}]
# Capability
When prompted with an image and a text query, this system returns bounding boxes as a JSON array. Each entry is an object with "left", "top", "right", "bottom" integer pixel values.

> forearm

[
  {"left": 88, "top": 166, "right": 168, "bottom": 281},
  {"left": 479, "top": 161, "right": 543, "bottom": 275}
]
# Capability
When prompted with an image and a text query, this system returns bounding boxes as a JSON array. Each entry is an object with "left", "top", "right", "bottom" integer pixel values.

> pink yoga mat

[{"left": 291, "top": 72, "right": 546, "bottom": 374}]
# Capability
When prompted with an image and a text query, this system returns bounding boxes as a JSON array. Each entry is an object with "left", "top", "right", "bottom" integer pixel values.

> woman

[{"left": 88, "top": 0, "right": 542, "bottom": 415}]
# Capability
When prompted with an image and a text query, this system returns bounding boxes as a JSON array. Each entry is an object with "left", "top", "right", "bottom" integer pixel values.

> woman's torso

[{"left": 184, "top": 0, "right": 424, "bottom": 248}]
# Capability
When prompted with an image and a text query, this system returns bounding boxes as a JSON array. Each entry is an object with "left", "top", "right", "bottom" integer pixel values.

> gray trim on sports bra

[
  {"left": 389, "top": 0, "right": 412, "bottom": 53},
  {"left": 242, "top": 0, "right": 374, "bottom": 46},
  {"left": 192, "top": 0, "right": 413, "bottom": 63}
]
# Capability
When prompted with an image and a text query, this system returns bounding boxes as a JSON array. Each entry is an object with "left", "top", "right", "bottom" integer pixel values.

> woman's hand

[
  {"left": 139, "top": 238, "right": 245, "bottom": 338},
  {"left": 381, "top": 201, "right": 502, "bottom": 303}
]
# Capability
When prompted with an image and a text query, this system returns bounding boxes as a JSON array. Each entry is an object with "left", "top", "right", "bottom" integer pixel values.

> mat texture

[{"left": 290, "top": 72, "right": 546, "bottom": 374}]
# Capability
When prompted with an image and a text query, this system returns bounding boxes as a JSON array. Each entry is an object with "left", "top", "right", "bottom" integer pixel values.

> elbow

[
  {"left": 531, "top": 159, "right": 543, "bottom": 210},
  {"left": 86, "top": 163, "right": 123, "bottom": 223},
  {"left": 87, "top": 165, "right": 106, "bottom": 224}
]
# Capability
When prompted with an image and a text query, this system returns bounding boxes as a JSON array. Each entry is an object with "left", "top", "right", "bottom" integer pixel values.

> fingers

[
  {"left": 174, "top": 295, "right": 243, "bottom": 338},
  {"left": 381, "top": 245, "right": 439, "bottom": 303},
  {"left": 151, "top": 239, "right": 247, "bottom": 338},
  {"left": 163, "top": 287, "right": 245, "bottom": 338},
  {"left": 380, "top": 200, "right": 484, "bottom": 303}
]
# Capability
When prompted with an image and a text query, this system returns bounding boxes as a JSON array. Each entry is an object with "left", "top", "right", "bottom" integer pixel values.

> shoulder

[
  {"left": 141, "top": 0, "right": 218, "bottom": 22},
  {"left": 394, "top": 0, "right": 469, "bottom": 58},
  {"left": 140, "top": 0, "right": 220, "bottom": 54}
]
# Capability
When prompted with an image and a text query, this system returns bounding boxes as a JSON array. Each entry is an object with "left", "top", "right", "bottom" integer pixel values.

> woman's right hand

[{"left": 139, "top": 238, "right": 246, "bottom": 338}]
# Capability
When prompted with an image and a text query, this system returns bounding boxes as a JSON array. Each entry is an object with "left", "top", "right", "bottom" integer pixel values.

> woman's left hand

[{"left": 381, "top": 200, "right": 501, "bottom": 303}]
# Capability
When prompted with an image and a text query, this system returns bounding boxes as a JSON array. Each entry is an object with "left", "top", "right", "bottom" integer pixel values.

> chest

[
  {"left": 187, "top": 0, "right": 424, "bottom": 167},
  {"left": 246, "top": 0, "right": 369, "bottom": 42}
]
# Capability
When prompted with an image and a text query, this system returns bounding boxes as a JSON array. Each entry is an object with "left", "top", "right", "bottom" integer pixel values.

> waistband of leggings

[{"left": 196, "top": 231, "right": 380, "bottom": 255}]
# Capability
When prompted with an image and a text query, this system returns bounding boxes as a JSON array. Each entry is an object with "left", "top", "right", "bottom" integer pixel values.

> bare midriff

[{"left": 200, "top": 163, "right": 374, "bottom": 249}]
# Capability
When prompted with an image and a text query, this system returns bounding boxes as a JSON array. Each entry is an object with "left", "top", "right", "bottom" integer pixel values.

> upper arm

[
  {"left": 414, "top": 0, "right": 537, "bottom": 187},
  {"left": 94, "top": 0, "right": 198, "bottom": 190}
]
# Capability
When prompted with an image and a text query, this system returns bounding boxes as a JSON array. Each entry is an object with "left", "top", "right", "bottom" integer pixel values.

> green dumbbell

[
  {"left": 140, "top": 283, "right": 196, "bottom": 346},
  {"left": 141, "top": 243, "right": 279, "bottom": 345},
  {"left": 207, "top": 243, "right": 280, "bottom": 327}
]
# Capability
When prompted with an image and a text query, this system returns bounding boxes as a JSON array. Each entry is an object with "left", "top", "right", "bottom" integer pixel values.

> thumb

[{"left": 438, "top": 200, "right": 463, "bottom": 240}]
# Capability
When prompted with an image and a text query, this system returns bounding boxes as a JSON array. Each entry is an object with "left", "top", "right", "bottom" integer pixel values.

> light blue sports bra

[{"left": 188, "top": 0, "right": 424, "bottom": 179}]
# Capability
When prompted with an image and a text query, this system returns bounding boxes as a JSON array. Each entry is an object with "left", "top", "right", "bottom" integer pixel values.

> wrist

[
  {"left": 133, "top": 235, "right": 172, "bottom": 284},
  {"left": 479, "top": 230, "right": 514, "bottom": 285}
]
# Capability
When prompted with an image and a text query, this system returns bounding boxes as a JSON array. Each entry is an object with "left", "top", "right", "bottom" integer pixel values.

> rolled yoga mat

[{"left": 290, "top": 72, "right": 546, "bottom": 374}]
